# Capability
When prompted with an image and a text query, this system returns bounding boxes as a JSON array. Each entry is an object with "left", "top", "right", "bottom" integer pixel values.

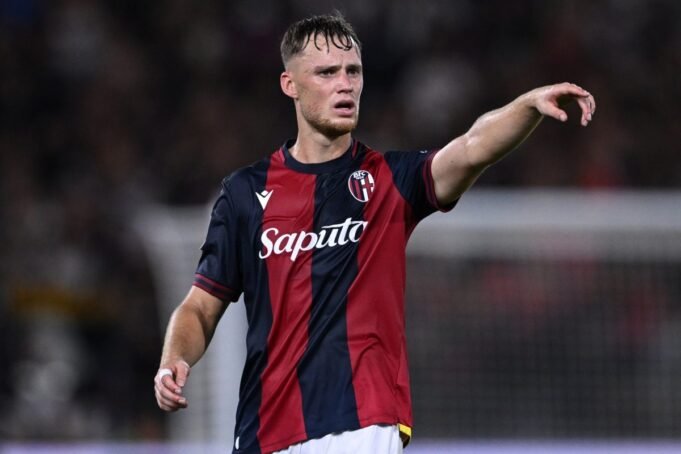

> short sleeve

[
  {"left": 384, "top": 149, "right": 458, "bottom": 223},
  {"left": 194, "top": 181, "right": 243, "bottom": 302}
]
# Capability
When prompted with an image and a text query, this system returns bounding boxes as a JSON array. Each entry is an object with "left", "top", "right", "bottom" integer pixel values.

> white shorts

[{"left": 272, "top": 424, "right": 403, "bottom": 454}]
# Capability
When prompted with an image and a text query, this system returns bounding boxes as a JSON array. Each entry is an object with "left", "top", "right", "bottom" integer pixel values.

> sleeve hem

[
  {"left": 193, "top": 273, "right": 240, "bottom": 302},
  {"left": 424, "top": 150, "right": 458, "bottom": 213}
]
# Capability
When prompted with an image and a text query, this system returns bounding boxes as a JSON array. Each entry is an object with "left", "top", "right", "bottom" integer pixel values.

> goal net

[
  {"left": 134, "top": 205, "right": 247, "bottom": 448},
  {"left": 135, "top": 189, "right": 681, "bottom": 447}
]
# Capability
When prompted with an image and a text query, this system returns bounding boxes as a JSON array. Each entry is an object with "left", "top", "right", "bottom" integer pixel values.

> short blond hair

[{"left": 280, "top": 12, "right": 361, "bottom": 67}]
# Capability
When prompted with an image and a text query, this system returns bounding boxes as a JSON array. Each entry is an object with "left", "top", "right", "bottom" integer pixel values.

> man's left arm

[{"left": 431, "top": 82, "right": 596, "bottom": 205}]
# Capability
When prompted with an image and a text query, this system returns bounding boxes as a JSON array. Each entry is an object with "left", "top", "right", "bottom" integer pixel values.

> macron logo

[{"left": 256, "top": 190, "right": 273, "bottom": 209}]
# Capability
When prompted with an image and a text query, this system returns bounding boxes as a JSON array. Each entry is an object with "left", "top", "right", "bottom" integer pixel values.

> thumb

[
  {"left": 175, "top": 360, "right": 191, "bottom": 387},
  {"left": 539, "top": 103, "right": 568, "bottom": 122}
]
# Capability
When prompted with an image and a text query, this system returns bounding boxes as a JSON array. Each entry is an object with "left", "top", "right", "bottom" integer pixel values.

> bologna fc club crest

[{"left": 348, "top": 170, "right": 375, "bottom": 203}]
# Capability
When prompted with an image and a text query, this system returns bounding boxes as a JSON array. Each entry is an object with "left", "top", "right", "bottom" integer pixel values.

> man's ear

[{"left": 280, "top": 70, "right": 298, "bottom": 99}]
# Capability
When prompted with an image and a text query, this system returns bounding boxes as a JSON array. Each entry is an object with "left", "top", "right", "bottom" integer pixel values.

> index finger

[
  {"left": 556, "top": 83, "right": 596, "bottom": 125},
  {"left": 558, "top": 82, "right": 590, "bottom": 98}
]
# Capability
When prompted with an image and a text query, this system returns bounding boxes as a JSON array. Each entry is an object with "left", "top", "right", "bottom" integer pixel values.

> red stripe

[
  {"left": 194, "top": 273, "right": 233, "bottom": 292},
  {"left": 257, "top": 150, "right": 314, "bottom": 449},
  {"left": 346, "top": 149, "right": 413, "bottom": 428},
  {"left": 193, "top": 274, "right": 237, "bottom": 301},
  {"left": 192, "top": 281, "right": 226, "bottom": 299}
]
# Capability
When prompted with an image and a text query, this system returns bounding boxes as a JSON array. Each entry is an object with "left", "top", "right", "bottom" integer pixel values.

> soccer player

[{"left": 154, "top": 13, "right": 595, "bottom": 454}]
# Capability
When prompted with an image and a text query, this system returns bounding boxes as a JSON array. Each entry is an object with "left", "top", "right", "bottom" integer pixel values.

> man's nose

[{"left": 337, "top": 71, "right": 353, "bottom": 92}]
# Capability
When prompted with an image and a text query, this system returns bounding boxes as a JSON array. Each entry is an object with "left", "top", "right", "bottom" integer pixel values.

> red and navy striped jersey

[{"left": 194, "top": 139, "right": 455, "bottom": 453}]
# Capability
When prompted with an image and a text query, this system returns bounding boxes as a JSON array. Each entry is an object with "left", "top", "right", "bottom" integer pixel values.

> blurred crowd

[{"left": 0, "top": 0, "right": 679, "bottom": 441}]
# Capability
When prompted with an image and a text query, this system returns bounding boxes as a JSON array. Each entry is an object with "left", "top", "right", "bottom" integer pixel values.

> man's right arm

[{"left": 154, "top": 286, "right": 229, "bottom": 411}]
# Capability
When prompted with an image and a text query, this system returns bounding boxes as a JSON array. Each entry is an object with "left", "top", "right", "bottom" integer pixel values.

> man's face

[{"left": 283, "top": 35, "right": 363, "bottom": 138}]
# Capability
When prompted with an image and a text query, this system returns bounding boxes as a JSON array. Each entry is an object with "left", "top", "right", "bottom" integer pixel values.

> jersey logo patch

[
  {"left": 256, "top": 190, "right": 273, "bottom": 209},
  {"left": 348, "top": 170, "right": 375, "bottom": 203}
]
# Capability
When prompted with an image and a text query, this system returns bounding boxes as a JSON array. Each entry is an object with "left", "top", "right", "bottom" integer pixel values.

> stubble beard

[{"left": 301, "top": 104, "right": 359, "bottom": 139}]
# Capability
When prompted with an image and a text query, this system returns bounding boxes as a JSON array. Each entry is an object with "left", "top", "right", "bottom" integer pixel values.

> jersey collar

[{"left": 282, "top": 139, "right": 359, "bottom": 174}]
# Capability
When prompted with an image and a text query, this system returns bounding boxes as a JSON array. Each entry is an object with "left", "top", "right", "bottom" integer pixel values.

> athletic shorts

[{"left": 272, "top": 424, "right": 403, "bottom": 454}]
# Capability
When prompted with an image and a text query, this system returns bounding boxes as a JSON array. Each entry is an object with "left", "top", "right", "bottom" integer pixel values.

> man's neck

[{"left": 289, "top": 132, "right": 353, "bottom": 164}]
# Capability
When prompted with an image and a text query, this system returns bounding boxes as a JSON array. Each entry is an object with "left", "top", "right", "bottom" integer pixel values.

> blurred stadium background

[{"left": 1, "top": 0, "right": 680, "bottom": 452}]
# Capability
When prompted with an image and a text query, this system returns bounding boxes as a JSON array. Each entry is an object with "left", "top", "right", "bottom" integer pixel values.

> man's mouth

[{"left": 333, "top": 100, "right": 356, "bottom": 116}]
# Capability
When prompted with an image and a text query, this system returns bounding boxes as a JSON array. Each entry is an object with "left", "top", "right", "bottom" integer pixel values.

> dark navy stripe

[
  {"left": 296, "top": 152, "right": 364, "bottom": 438},
  {"left": 282, "top": 138, "right": 356, "bottom": 175},
  {"left": 384, "top": 149, "right": 439, "bottom": 223},
  {"left": 233, "top": 157, "right": 272, "bottom": 454}
]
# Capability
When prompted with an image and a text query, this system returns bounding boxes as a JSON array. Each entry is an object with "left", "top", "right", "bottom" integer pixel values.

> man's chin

[{"left": 318, "top": 118, "right": 358, "bottom": 138}]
